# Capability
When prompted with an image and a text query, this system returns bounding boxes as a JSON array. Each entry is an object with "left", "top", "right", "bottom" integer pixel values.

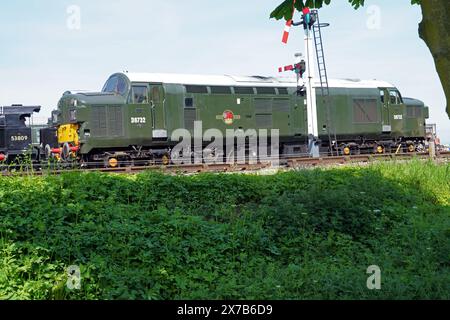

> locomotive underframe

[{"left": 59, "top": 133, "right": 429, "bottom": 168}]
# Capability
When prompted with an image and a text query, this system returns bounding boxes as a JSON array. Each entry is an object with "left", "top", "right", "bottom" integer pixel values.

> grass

[{"left": 0, "top": 160, "right": 449, "bottom": 300}]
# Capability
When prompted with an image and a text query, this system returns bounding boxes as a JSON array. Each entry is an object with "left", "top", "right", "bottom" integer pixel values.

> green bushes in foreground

[{"left": 0, "top": 160, "right": 449, "bottom": 299}]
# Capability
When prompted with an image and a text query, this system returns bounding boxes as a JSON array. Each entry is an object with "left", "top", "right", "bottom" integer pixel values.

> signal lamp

[{"left": 301, "top": 7, "right": 316, "bottom": 29}]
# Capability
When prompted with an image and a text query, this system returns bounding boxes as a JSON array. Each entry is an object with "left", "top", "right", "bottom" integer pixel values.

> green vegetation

[{"left": 0, "top": 161, "right": 449, "bottom": 300}]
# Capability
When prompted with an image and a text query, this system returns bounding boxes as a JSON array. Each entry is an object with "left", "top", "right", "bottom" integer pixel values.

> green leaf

[{"left": 270, "top": 0, "right": 367, "bottom": 20}]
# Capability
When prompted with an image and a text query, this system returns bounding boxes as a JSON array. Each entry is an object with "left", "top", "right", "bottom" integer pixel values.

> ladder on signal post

[{"left": 311, "top": 10, "right": 338, "bottom": 156}]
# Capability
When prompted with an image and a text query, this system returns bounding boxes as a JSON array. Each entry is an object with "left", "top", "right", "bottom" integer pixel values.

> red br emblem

[
  {"left": 216, "top": 110, "right": 241, "bottom": 125},
  {"left": 223, "top": 110, "right": 234, "bottom": 125}
]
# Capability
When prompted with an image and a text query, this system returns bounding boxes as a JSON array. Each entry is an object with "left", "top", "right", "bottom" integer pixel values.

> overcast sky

[{"left": 0, "top": 0, "right": 448, "bottom": 143}]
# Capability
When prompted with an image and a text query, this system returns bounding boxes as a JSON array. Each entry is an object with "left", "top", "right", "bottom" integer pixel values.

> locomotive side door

[
  {"left": 380, "top": 88, "right": 391, "bottom": 133},
  {"left": 387, "top": 88, "right": 405, "bottom": 136},
  {"left": 149, "top": 84, "right": 167, "bottom": 140},
  {"left": 129, "top": 84, "right": 153, "bottom": 145}
]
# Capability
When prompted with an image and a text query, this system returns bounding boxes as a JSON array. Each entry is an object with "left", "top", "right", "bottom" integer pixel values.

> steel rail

[{"left": 1, "top": 152, "right": 448, "bottom": 177}]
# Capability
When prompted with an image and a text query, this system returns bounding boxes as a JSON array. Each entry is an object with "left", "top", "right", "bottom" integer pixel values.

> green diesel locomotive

[{"left": 43, "top": 72, "right": 429, "bottom": 166}]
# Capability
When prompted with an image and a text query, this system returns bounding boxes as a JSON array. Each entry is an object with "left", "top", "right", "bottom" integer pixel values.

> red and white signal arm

[{"left": 281, "top": 0, "right": 297, "bottom": 44}]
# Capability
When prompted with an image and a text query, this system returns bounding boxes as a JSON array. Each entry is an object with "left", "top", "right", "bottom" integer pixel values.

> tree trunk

[{"left": 419, "top": 0, "right": 450, "bottom": 119}]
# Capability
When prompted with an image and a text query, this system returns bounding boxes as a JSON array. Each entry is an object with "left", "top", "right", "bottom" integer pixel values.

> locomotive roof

[
  {"left": 122, "top": 73, "right": 396, "bottom": 89},
  {"left": 0, "top": 105, "right": 41, "bottom": 116},
  {"left": 403, "top": 97, "right": 425, "bottom": 107}
]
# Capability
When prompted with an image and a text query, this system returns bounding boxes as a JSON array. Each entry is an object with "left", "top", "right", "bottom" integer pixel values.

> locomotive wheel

[
  {"left": 343, "top": 146, "right": 351, "bottom": 156},
  {"left": 162, "top": 153, "right": 171, "bottom": 166},
  {"left": 108, "top": 158, "right": 119, "bottom": 168}
]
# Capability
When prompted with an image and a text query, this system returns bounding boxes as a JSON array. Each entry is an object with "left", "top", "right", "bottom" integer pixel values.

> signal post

[
  {"left": 302, "top": 8, "right": 320, "bottom": 158},
  {"left": 282, "top": 7, "right": 320, "bottom": 157}
]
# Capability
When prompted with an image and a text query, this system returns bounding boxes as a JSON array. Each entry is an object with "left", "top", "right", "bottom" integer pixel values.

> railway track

[
  {"left": 2, "top": 151, "right": 449, "bottom": 176},
  {"left": 285, "top": 151, "right": 450, "bottom": 168}
]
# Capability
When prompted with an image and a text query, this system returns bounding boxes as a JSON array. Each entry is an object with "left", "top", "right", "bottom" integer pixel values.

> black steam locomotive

[{"left": 0, "top": 105, "right": 41, "bottom": 163}]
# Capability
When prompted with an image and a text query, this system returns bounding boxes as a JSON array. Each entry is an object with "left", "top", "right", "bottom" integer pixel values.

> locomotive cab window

[
  {"left": 131, "top": 86, "right": 149, "bottom": 104},
  {"left": 389, "top": 90, "right": 403, "bottom": 105},
  {"left": 102, "top": 74, "right": 129, "bottom": 97},
  {"left": 380, "top": 90, "right": 386, "bottom": 103}
]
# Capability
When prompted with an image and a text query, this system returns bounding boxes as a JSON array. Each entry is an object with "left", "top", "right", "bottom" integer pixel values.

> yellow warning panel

[{"left": 58, "top": 124, "right": 80, "bottom": 145}]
